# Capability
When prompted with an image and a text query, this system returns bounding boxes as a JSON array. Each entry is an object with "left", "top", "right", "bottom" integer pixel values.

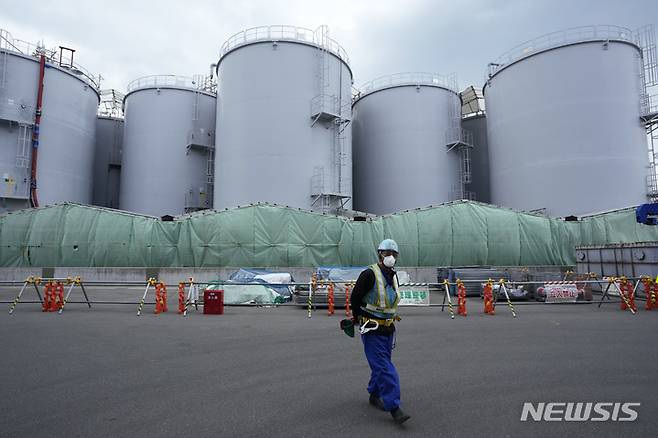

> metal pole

[
  {"left": 499, "top": 280, "right": 517, "bottom": 318},
  {"left": 442, "top": 281, "right": 454, "bottom": 319},
  {"left": 32, "top": 282, "right": 43, "bottom": 302},
  {"left": 136, "top": 279, "right": 155, "bottom": 316},
  {"left": 183, "top": 282, "right": 193, "bottom": 317},
  {"left": 79, "top": 281, "right": 92, "bottom": 308},
  {"left": 7, "top": 281, "right": 28, "bottom": 314},
  {"left": 58, "top": 282, "right": 77, "bottom": 314},
  {"left": 598, "top": 282, "right": 613, "bottom": 308},
  {"left": 307, "top": 280, "right": 312, "bottom": 318}
]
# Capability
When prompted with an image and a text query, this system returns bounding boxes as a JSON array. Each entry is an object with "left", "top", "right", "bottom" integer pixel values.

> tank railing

[
  {"left": 487, "top": 25, "right": 635, "bottom": 78},
  {"left": 445, "top": 127, "right": 474, "bottom": 148},
  {"left": 126, "top": 74, "right": 216, "bottom": 94},
  {"left": 642, "top": 93, "right": 658, "bottom": 117},
  {"left": 219, "top": 25, "right": 350, "bottom": 66},
  {"left": 310, "top": 94, "right": 351, "bottom": 118},
  {"left": 0, "top": 28, "right": 101, "bottom": 89},
  {"left": 97, "top": 89, "right": 125, "bottom": 118},
  {"left": 357, "top": 72, "right": 459, "bottom": 97}
]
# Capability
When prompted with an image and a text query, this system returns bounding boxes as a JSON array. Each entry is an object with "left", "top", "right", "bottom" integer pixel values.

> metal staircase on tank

[
  {"left": 445, "top": 74, "right": 474, "bottom": 200},
  {"left": 185, "top": 77, "right": 216, "bottom": 213},
  {"left": 636, "top": 25, "right": 658, "bottom": 201},
  {"left": 309, "top": 25, "right": 351, "bottom": 214}
]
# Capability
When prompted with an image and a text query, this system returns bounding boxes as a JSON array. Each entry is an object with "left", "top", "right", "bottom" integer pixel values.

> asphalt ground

[{"left": 1, "top": 286, "right": 657, "bottom": 438}]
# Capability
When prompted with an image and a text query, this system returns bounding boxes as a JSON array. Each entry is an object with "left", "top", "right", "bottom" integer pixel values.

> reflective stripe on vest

[{"left": 361, "top": 264, "right": 400, "bottom": 316}]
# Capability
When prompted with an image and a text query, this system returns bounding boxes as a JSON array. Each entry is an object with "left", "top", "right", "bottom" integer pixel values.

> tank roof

[
  {"left": 219, "top": 25, "right": 350, "bottom": 67},
  {"left": 486, "top": 25, "right": 639, "bottom": 81},
  {"left": 0, "top": 28, "right": 101, "bottom": 90},
  {"left": 125, "top": 74, "right": 217, "bottom": 96},
  {"left": 354, "top": 72, "right": 459, "bottom": 102}
]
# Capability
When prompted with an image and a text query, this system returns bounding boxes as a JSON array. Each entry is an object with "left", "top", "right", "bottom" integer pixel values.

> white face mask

[{"left": 383, "top": 255, "right": 396, "bottom": 268}]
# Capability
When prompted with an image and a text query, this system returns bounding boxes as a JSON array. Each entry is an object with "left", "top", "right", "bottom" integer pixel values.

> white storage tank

[
  {"left": 215, "top": 25, "right": 353, "bottom": 213},
  {"left": 120, "top": 75, "right": 216, "bottom": 217},
  {"left": 0, "top": 29, "right": 100, "bottom": 213},
  {"left": 484, "top": 25, "right": 649, "bottom": 216},
  {"left": 352, "top": 73, "right": 465, "bottom": 215}
]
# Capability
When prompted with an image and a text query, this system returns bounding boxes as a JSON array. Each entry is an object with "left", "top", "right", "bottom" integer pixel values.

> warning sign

[
  {"left": 544, "top": 283, "right": 579, "bottom": 303},
  {"left": 398, "top": 286, "right": 430, "bottom": 306}
]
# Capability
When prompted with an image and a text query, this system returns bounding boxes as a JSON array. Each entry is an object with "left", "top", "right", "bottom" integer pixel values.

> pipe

[{"left": 29, "top": 54, "right": 46, "bottom": 207}]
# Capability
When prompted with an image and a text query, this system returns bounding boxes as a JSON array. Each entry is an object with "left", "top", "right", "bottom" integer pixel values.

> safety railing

[
  {"left": 219, "top": 25, "right": 350, "bottom": 66},
  {"left": 3, "top": 274, "right": 656, "bottom": 323},
  {"left": 126, "top": 74, "right": 216, "bottom": 94},
  {"left": 356, "top": 72, "right": 459, "bottom": 100},
  {"left": 445, "top": 127, "right": 473, "bottom": 148},
  {"left": 642, "top": 93, "right": 658, "bottom": 118},
  {"left": 487, "top": 25, "right": 635, "bottom": 78},
  {"left": 0, "top": 28, "right": 101, "bottom": 89}
]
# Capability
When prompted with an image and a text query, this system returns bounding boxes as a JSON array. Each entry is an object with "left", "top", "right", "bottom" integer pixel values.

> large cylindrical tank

[
  {"left": 92, "top": 116, "right": 123, "bottom": 209},
  {"left": 352, "top": 73, "right": 462, "bottom": 215},
  {"left": 0, "top": 29, "right": 99, "bottom": 212},
  {"left": 484, "top": 26, "right": 648, "bottom": 216},
  {"left": 120, "top": 75, "right": 216, "bottom": 217},
  {"left": 462, "top": 113, "right": 490, "bottom": 203},
  {"left": 215, "top": 25, "right": 353, "bottom": 212}
]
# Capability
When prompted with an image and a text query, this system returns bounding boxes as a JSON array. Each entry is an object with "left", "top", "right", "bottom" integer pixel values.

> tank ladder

[
  {"left": 0, "top": 48, "right": 7, "bottom": 91},
  {"left": 445, "top": 75, "right": 474, "bottom": 200},
  {"left": 646, "top": 123, "right": 658, "bottom": 201},
  {"left": 15, "top": 123, "right": 31, "bottom": 169},
  {"left": 206, "top": 147, "right": 214, "bottom": 204},
  {"left": 309, "top": 25, "right": 351, "bottom": 213},
  {"left": 0, "top": 29, "right": 11, "bottom": 91},
  {"left": 637, "top": 25, "right": 658, "bottom": 200}
]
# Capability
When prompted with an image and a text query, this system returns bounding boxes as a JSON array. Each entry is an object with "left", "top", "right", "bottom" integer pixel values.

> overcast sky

[{"left": 2, "top": 0, "right": 657, "bottom": 92}]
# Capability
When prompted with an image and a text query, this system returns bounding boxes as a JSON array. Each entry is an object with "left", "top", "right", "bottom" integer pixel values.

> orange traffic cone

[
  {"left": 161, "top": 283, "right": 168, "bottom": 312},
  {"left": 641, "top": 277, "right": 654, "bottom": 311},
  {"left": 327, "top": 282, "right": 335, "bottom": 316},
  {"left": 457, "top": 280, "right": 467, "bottom": 316},
  {"left": 154, "top": 282, "right": 168, "bottom": 314},
  {"left": 619, "top": 278, "right": 636, "bottom": 312},
  {"left": 53, "top": 282, "right": 64, "bottom": 311},
  {"left": 483, "top": 280, "right": 495, "bottom": 315},
  {"left": 178, "top": 282, "right": 185, "bottom": 314},
  {"left": 42, "top": 282, "right": 52, "bottom": 312}
]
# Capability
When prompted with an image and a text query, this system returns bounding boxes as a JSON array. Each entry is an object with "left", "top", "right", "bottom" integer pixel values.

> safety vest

[{"left": 361, "top": 263, "right": 400, "bottom": 319}]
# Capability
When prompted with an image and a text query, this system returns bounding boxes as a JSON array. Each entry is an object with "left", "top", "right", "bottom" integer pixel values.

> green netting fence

[{"left": 0, "top": 201, "right": 655, "bottom": 268}]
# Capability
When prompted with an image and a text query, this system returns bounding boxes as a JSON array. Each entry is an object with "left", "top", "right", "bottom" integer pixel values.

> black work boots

[
  {"left": 390, "top": 407, "right": 411, "bottom": 424},
  {"left": 369, "top": 393, "right": 385, "bottom": 410}
]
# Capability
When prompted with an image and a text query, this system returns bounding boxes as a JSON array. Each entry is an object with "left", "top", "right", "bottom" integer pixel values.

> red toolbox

[{"left": 204, "top": 290, "right": 224, "bottom": 315}]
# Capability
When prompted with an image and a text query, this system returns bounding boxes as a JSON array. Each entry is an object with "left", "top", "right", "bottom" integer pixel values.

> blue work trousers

[{"left": 361, "top": 332, "right": 400, "bottom": 411}]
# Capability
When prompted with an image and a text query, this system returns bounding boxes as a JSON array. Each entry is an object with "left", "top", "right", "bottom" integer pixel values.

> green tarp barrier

[{"left": 1, "top": 201, "right": 656, "bottom": 268}]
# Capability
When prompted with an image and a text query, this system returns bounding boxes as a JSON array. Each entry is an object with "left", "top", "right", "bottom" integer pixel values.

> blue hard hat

[{"left": 378, "top": 239, "right": 399, "bottom": 253}]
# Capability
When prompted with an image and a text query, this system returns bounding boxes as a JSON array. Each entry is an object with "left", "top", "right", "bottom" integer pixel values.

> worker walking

[{"left": 350, "top": 239, "right": 411, "bottom": 424}]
